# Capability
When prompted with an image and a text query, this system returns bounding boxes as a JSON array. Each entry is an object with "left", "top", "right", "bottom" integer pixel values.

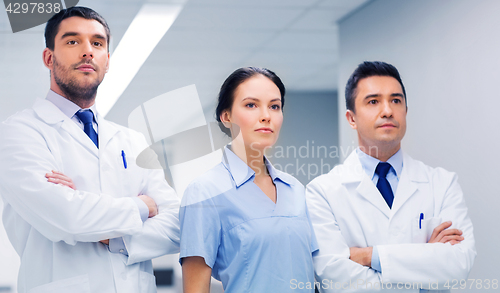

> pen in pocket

[{"left": 121, "top": 150, "right": 127, "bottom": 169}]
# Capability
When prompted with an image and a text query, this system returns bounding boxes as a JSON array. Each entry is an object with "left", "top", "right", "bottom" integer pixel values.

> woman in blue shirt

[{"left": 180, "top": 67, "right": 318, "bottom": 292}]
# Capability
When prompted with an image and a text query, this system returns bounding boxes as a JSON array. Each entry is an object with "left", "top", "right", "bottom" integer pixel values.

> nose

[
  {"left": 260, "top": 107, "right": 271, "bottom": 122},
  {"left": 81, "top": 42, "right": 94, "bottom": 59},
  {"left": 380, "top": 100, "right": 393, "bottom": 118}
]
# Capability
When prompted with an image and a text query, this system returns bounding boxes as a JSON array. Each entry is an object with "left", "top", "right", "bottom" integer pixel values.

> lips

[
  {"left": 255, "top": 127, "right": 273, "bottom": 133},
  {"left": 76, "top": 64, "right": 95, "bottom": 72},
  {"left": 379, "top": 123, "right": 396, "bottom": 128}
]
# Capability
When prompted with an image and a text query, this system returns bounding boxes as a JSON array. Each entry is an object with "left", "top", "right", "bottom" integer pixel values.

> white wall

[{"left": 338, "top": 0, "right": 500, "bottom": 285}]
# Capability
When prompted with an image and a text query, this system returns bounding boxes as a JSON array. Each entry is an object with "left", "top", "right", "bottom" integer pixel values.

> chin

[
  {"left": 247, "top": 139, "right": 275, "bottom": 150},
  {"left": 81, "top": 79, "right": 102, "bottom": 88},
  {"left": 377, "top": 132, "right": 399, "bottom": 140},
  {"left": 376, "top": 139, "right": 402, "bottom": 148}
]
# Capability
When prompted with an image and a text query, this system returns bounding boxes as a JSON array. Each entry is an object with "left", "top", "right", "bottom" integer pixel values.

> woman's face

[{"left": 222, "top": 74, "right": 283, "bottom": 152}]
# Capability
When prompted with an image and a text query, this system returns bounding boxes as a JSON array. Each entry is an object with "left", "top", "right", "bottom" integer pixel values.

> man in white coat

[
  {"left": 0, "top": 7, "right": 180, "bottom": 293},
  {"left": 306, "top": 61, "right": 476, "bottom": 292}
]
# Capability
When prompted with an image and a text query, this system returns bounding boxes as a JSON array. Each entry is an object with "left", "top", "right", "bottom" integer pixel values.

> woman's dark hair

[
  {"left": 45, "top": 6, "right": 111, "bottom": 51},
  {"left": 345, "top": 61, "right": 407, "bottom": 112},
  {"left": 215, "top": 67, "right": 285, "bottom": 136}
]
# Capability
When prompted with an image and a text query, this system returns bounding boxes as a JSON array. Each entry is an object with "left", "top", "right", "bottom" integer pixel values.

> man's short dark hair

[
  {"left": 44, "top": 6, "right": 110, "bottom": 51},
  {"left": 345, "top": 61, "right": 407, "bottom": 112}
]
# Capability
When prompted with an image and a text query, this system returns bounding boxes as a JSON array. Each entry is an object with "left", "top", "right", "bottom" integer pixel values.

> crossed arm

[
  {"left": 0, "top": 121, "right": 180, "bottom": 262},
  {"left": 45, "top": 170, "right": 159, "bottom": 245},
  {"left": 350, "top": 221, "right": 464, "bottom": 267},
  {"left": 306, "top": 173, "right": 476, "bottom": 292},
  {"left": 43, "top": 138, "right": 181, "bottom": 264}
]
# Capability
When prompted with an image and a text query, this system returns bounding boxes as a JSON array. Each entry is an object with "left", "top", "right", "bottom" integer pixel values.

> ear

[
  {"left": 105, "top": 52, "right": 110, "bottom": 73},
  {"left": 220, "top": 110, "right": 232, "bottom": 128},
  {"left": 345, "top": 110, "right": 357, "bottom": 130},
  {"left": 42, "top": 48, "right": 54, "bottom": 70}
]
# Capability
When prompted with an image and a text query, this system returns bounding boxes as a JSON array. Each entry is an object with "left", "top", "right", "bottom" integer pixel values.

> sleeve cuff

[
  {"left": 371, "top": 246, "right": 382, "bottom": 272},
  {"left": 132, "top": 197, "right": 149, "bottom": 222},
  {"left": 109, "top": 237, "right": 129, "bottom": 256}
]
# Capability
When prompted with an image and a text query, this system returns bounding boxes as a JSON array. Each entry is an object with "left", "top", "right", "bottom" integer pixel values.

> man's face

[
  {"left": 346, "top": 75, "right": 407, "bottom": 151},
  {"left": 44, "top": 16, "right": 109, "bottom": 102}
]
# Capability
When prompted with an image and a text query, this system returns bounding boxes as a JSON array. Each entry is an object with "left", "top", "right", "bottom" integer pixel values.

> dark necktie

[
  {"left": 375, "top": 162, "right": 394, "bottom": 208},
  {"left": 75, "top": 110, "right": 98, "bottom": 148}
]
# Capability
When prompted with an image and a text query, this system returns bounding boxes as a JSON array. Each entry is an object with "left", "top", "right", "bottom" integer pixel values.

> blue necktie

[
  {"left": 75, "top": 110, "right": 98, "bottom": 148},
  {"left": 375, "top": 162, "right": 394, "bottom": 208}
]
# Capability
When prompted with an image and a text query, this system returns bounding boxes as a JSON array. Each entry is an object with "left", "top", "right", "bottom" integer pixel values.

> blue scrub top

[{"left": 180, "top": 146, "right": 318, "bottom": 292}]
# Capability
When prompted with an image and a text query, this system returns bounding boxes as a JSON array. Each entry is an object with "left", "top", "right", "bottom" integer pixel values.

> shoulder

[
  {"left": 181, "top": 163, "right": 233, "bottom": 206},
  {"left": 1, "top": 108, "right": 46, "bottom": 143},
  {"left": 2, "top": 107, "right": 39, "bottom": 127},
  {"left": 403, "top": 154, "right": 461, "bottom": 202},
  {"left": 306, "top": 161, "right": 352, "bottom": 192},
  {"left": 404, "top": 153, "right": 458, "bottom": 184}
]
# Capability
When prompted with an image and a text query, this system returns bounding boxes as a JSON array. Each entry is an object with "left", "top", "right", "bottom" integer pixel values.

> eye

[
  {"left": 392, "top": 98, "right": 402, "bottom": 104},
  {"left": 368, "top": 99, "right": 377, "bottom": 105},
  {"left": 93, "top": 41, "right": 103, "bottom": 47},
  {"left": 270, "top": 104, "right": 281, "bottom": 110},
  {"left": 67, "top": 40, "right": 77, "bottom": 45},
  {"left": 245, "top": 103, "right": 256, "bottom": 108}
]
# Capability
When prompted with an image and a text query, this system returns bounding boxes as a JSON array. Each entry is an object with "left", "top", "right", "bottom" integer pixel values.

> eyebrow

[
  {"left": 241, "top": 97, "right": 282, "bottom": 103},
  {"left": 364, "top": 93, "right": 404, "bottom": 100},
  {"left": 60, "top": 32, "right": 106, "bottom": 41}
]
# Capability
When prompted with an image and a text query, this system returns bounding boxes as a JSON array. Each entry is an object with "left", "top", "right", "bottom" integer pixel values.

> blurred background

[{"left": 1, "top": 0, "right": 499, "bottom": 292}]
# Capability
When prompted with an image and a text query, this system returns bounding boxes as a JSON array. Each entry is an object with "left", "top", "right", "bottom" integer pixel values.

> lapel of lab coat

[
  {"left": 340, "top": 151, "right": 391, "bottom": 219},
  {"left": 390, "top": 152, "right": 429, "bottom": 219},
  {"left": 33, "top": 98, "right": 99, "bottom": 157},
  {"left": 95, "top": 112, "right": 120, "bottom": 151}
]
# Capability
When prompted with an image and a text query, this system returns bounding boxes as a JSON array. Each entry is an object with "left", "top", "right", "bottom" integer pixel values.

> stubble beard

[{"left": 53, "top": 56, "right": 102, "bottom": 105}]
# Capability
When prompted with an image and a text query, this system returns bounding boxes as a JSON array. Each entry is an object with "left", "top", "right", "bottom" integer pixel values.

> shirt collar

[
  {"left": 356, "top": 147, "right": 403, "bottom": 180},
  {"left": 45, "top": 90, "right": 98, "bottom": 124},
  {"left": 221, "top": 145, "right": 292, "bottom": 188}
]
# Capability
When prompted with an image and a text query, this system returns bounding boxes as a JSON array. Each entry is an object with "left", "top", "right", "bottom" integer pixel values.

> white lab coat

[
  {"left": 0, "top": 98, "right": 180, "bottom": 293},
  {"left": 306, "top": 150, "right": 476, "bottom": 293}
]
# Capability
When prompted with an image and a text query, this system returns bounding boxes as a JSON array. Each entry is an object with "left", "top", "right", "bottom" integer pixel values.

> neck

[
  {"left": 50, "top": 81, "right": 96, "bottom": 109},
  {"left": 230, "top": 140, "right": 268, "bottom": 177},
  {"left": 69, "top": 96, "right": 95, "bottom": 109},
  {"left": 358, "top": 140, "right": 401, "bottom": 162}
]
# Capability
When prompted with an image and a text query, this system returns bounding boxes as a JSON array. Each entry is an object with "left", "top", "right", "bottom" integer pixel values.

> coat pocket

[
  {"left": 28, "top": 275, "right": 90, "bottom": 293},
  {"left": 411, "top": 215, "right": 442, "bottom": 243},
  {"left": 116, "top": 153, "right": 144, "bottom": 195},
  {"left": 139, "top": 271, "right": 157, "bottom": 293}
]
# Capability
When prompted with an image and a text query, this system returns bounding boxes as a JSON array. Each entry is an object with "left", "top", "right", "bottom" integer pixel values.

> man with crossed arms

[
  {"left": 0, "top": 7, "right": 179, "bottom": 293},
  {"left": 306, "top": 61, "right": 476, "bottom": 292}
]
